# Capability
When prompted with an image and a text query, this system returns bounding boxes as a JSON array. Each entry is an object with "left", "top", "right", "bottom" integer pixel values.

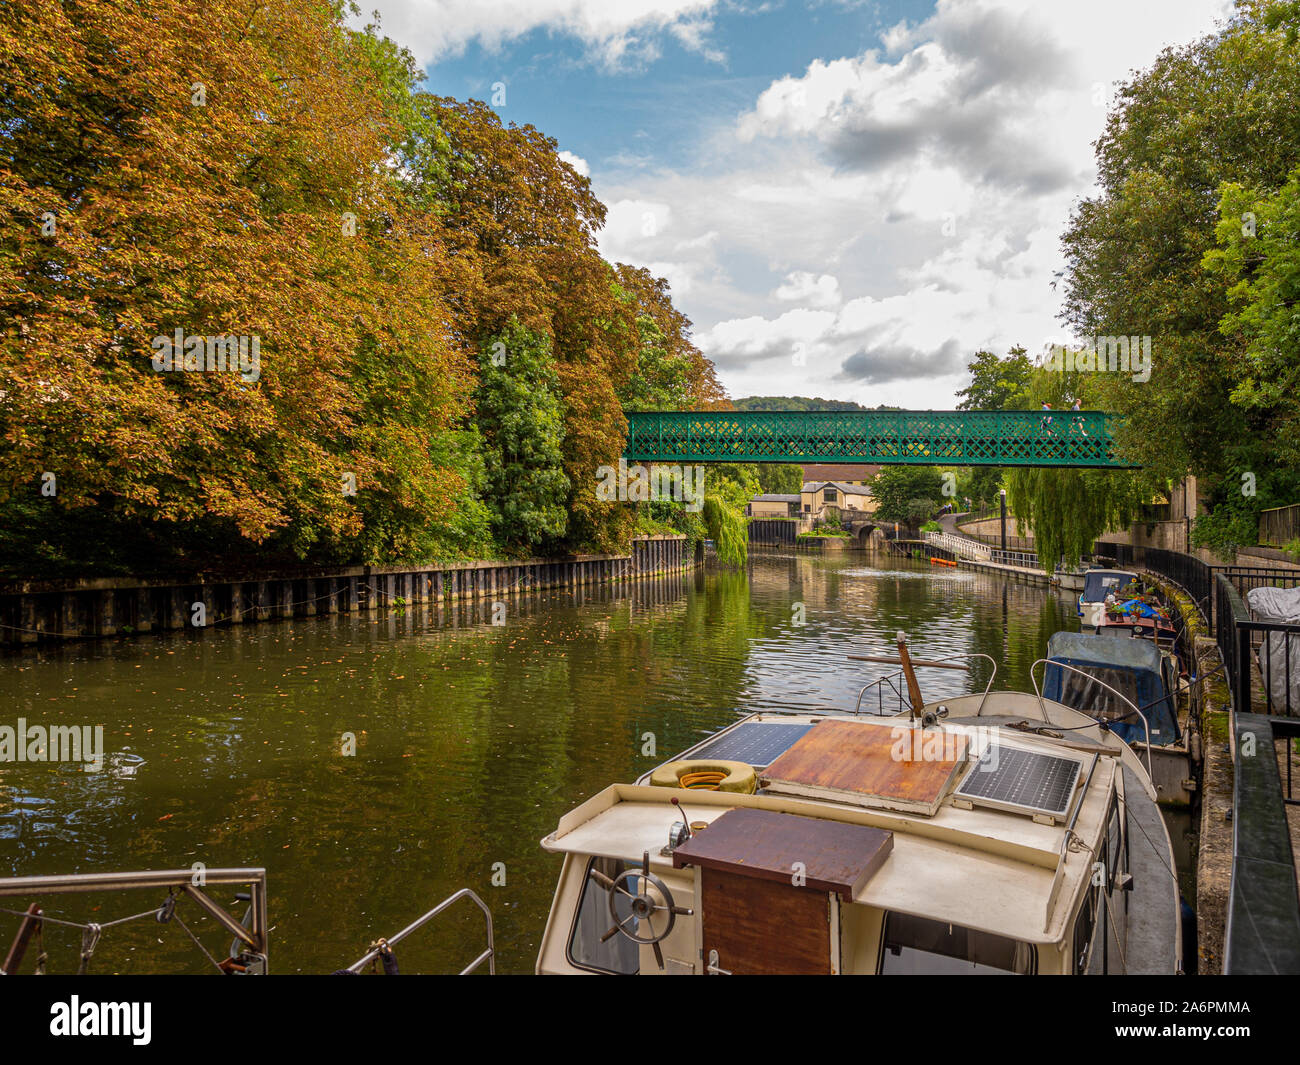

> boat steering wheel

[{"left": 591, "top": 850, "right": 692, "bottom": 970}]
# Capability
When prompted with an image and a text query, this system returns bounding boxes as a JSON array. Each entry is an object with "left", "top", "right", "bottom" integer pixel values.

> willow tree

[
  {"left": 703, "top": 496, "right": 748, "bottom": 569},
  {"left": 1006, "top": 369, "right": 1158, "bottom": 571},
  {"left": 1007, "top": 467, "right": 1149, "bottom": 571}
]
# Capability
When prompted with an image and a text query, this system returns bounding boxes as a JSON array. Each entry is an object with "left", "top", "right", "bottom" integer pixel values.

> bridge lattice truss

[{"left": 623, "top": 410, "right": 1133, "bottom": 468}]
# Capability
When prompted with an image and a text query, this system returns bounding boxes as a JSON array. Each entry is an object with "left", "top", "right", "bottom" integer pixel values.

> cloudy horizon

[{"left": 360, "top": 0, "right": 1235, "bottom": 407}]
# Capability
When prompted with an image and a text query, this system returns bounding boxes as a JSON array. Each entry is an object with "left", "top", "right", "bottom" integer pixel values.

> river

[{"left": 0, "top": 550, "right": 1191, "bottom": 973}]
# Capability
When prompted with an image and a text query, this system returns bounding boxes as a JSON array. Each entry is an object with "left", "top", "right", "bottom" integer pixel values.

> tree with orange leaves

[{"left": 0, "top": 0, "right": 476, "bottom": 572}]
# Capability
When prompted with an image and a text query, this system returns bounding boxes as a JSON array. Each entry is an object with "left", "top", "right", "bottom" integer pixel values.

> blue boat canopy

[{"left": 1043, "top": 631, "right": 1179, "bottom": 746}]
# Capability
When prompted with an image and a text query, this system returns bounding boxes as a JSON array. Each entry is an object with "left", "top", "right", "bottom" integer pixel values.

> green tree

[
  {"left": 870, "top": 467, "right": 946, "bottom": 525},
  {"left": 955, "top": 347, "right": 1033, "bottom": 411},
  {"left": 1060, "top": 2, "right": 1300, "bottom": 504},
  {"left": 731, "top": 396, "right": 870, "bottom": 412},
  {"left": 1203, "top": 171, "right": 1300, "bottom": 474},
  {"left": 757, "top": 464, "right": 804, "bottom": 495},
  {"left": 475, "top": 319, "right": 570, "bottom": 553},
  {"left": 956, "top": 468, "right": 1003, "bottom": 508},
  {"left": 1190, "top": 168, "right": 1300, "bottom": 554}
]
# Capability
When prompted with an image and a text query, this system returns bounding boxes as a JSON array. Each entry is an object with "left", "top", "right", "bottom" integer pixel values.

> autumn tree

[
  {"left": 0, "top": 0, "right": 734, "bottom": 576},
  {"left": 613, "top": 264, "right": 726, "bottom": 412},
  {"left": 410, "top": 97, "right": 639, "bottom": 552},
  {"left": 0, "top": 0, "right": 475, "bottom": 572}
]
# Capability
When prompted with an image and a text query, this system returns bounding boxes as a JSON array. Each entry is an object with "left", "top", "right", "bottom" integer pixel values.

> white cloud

[
  {"left": 596, "top": 0, "right": 1232, "bottom": 405},
  {"left": 558, "top": 150, "right": 591, "bottom": 177},
  {"left": 601, "top": 198, "right": 673, "bottom": 253},
  {"left": 366, "top": 0, "right": 1234, "bottom": 405},
  {"left": 357, "top": 0, "right": 723, "bottom": 68},
  {"left": 774, "top": 272, "right": 841, "bottom": 308}
]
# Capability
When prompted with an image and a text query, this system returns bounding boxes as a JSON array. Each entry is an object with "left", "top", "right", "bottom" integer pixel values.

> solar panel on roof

[
  {"left": 954, "top": 745, "right": 1081, "bottom": 820},
  {"left": 689, "top": 722, "right": 816, "bottom": 767}
]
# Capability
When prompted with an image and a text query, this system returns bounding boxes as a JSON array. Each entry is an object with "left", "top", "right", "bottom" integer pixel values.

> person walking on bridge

[{"left": 1070, "top": 398, "right": 1087, "bottom": 437}]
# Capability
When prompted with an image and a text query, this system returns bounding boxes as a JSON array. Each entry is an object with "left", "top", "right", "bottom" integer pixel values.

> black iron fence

[
  {"left": 1095, "top": 542, "right": 1300, "bottom": 971},
  {"left": 1091, "top": 541, "right": 1300, "bottom": 717},
  {"left": 955, "top": 504, "right": 999, "bottom": 524}
]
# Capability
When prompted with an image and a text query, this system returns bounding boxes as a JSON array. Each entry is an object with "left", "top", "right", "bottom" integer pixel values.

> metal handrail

[
  {"left": 346, "top": 888, "right": 495, "bottom": 975},
  {"left": 0, "top": 867, "right": 269, "bottom": 973},
  {"left": 853, "top": 670, "right": 907, "bottom": 716},
  {"left": 1029, "top": 658, "right": 1153, "bottom": 780},
  {"left": 851, "top": 653, "right": 998, "bottom": 715}
]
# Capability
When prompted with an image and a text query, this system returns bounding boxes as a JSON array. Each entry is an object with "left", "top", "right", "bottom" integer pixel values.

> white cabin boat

[{"left": 536, "top": 650, "right": 1182, "bottom": 976}]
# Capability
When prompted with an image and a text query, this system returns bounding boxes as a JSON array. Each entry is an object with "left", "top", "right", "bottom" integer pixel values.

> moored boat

[
  {"left": 535, "top": 637, "right": 1182, "bottom": 975},
  {"left": 1042, "top": 631, "right": 1196, "bottom": 806},
  {"left": 1078, "top": 568, "right": 1178, "bottom": 646},
  {"left": 1078, "top": 568, "right": 1139, "bottom": 630}
]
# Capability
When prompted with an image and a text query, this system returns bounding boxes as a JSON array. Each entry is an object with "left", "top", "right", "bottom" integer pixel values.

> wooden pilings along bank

[{"left": 0, "top": 535, "right": 691, "bottom": 647}]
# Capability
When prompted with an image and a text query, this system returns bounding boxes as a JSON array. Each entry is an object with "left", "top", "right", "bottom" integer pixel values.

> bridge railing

[
  {"left": 922, "top": 531, "right": 991, "bottom": 561},
  {"left": 623, "top": 409, "right": 1132, "bottom": 468}
]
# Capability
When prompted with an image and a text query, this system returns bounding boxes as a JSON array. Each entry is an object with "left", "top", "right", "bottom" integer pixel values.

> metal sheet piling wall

[{"left": 0, "top": 536, "right": 690, "bottom": 647}]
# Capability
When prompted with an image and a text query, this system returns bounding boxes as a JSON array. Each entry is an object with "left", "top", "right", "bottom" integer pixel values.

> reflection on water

[{"left": 0, "top": 551, "right": 1087, "bottom": 973}]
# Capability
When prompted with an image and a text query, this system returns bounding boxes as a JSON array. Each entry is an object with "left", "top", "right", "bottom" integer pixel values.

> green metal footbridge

[{"left": 623, "top": 410, "right": 1134, "bottom": 468}]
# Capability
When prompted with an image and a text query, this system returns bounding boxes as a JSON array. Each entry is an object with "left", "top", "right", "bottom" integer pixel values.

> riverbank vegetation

[
  {"left": 949, "top": 3, "right": 1300, "bottom": 567},
  {"left": 0, "top": 0, "right": 728, "bottom": 579},
  {"left": 1056, "top": 0, "right": 1300, "bottom": 558}
]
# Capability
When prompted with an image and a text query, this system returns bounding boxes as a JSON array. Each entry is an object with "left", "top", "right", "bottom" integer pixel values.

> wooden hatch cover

[
  {"left": 671, "top": 807, "right": 893, "bottom": 975},
  {"left": 759, "top": 718, "right": 967, "bottom": 815}
]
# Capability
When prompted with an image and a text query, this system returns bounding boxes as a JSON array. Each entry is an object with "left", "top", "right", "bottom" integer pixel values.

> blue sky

[
  {"left": 364, "top": 0, "right": 1234, "bottom": 407},
  {"left": 422, "top": 2, "right": 939, "bottom": 177}
]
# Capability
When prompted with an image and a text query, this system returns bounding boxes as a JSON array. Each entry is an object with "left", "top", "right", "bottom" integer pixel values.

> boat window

[
  {"left": 878, "top": 912, "right": 1036, "bottom": 974},
  {"left": 566, "top": 857, "right": 640, "bottom": 975},
  {"left": 1107, "top": 792, "right": 1126, "bottom": 884},
  {"left": 1073, "top": 891, "right": 1097, "bottom": 974},
  {"left": 1050, "top": 661, "right": 1178, "bottom": 745}
]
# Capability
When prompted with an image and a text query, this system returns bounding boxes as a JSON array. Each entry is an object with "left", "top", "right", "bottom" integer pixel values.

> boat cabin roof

[{"left": 542, "top": 698, "right": 1143, "bottom": 945}]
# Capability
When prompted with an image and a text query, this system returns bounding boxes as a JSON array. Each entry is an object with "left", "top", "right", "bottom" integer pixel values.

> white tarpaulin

[{"left": 1246, "top": 585, "right": 1300, "bottom": 713}]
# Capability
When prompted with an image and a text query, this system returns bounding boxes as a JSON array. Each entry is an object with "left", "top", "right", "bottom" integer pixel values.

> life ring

[{"left": 649, "top": 759, "right": 757, "bottom": 794}]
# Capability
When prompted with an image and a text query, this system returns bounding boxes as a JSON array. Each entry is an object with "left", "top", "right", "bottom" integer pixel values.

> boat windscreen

[
  {"left": 1043, "top": 662, "right": 1179, "bottom": 746},
  {"left": 879, "top": 912, "right": 1035, "bottom": 974},
  {"left": 1083, "top": 571, "right": 1139, "bottom": 602},
  {"left": 567, "top": 858, "right": 640, "bottom": 975}
]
